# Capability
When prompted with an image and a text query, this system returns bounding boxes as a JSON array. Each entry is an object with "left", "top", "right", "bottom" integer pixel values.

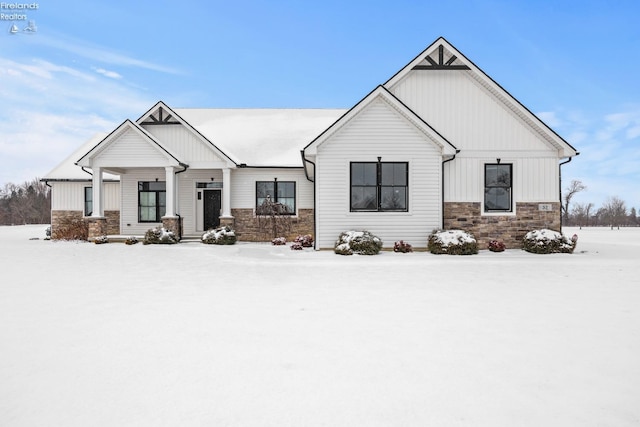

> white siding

[
  {"left": 176, "top": 169, "right": 223, "bottom": 235},
  {"left": 93, "top": 129, "right": 172, "bottom": 168},
  {"left": 315, "top": 98, "right": 443, "bottom": 249},
  {"left": 143, "top": 125, "right": 226, "bottom": 164},
  {"left": 120, "top": 169, "right": 166, "bottom": 235},
  {"left": 390, "top": 70, "right": 562, "bottom": 204},
  {"left": 51, "top": 181, "right": 120, "bottom": 211},
  {"left": 390, "top": 71, "right": 559, "bottom": 152}
]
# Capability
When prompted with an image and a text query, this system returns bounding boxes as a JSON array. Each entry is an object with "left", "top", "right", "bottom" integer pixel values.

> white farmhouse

[{"left": 44, "top": 37, "right": 578, "bottom": 249}]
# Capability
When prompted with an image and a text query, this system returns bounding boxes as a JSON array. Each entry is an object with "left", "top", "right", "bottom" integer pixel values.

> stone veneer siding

[
  {"left": 443, "top": 202, "right": 561, "bottom": 249},
  {"left": 230, "top": 208, "right": 314, "bottom": 242},
  {"left": 51, "top": 210, "right": 120, "bottom": 239}
]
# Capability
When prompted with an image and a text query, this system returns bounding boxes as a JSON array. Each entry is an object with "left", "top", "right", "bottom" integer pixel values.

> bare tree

[
  {"left": 601, "top": 196, "right": 627, "bottom": 229},
  {"left": 562, "top": 179, "right": 586, "bottom": 223},
  {"left": 571, "top": 202, "right": 594, "bottom": 229}
]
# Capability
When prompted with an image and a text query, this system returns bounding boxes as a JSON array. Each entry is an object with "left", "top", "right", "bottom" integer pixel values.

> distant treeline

[{"left": 0, "top": 178, "right": 51, "bottom": 225}]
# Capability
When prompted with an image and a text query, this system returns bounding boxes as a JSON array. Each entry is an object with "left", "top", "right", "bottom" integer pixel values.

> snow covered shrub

[
  {"left": 428, "top": 230, "right": 478, "bottom": 255},
  {"left": 201, "top": 226, "right": 237, "bottom": 245},
  {"left": 93, "top": 235, "right": 109, "bottom": 244},
  {"left": 488, "top": 239, "right": 506, "bottom": 252},
  {"left": 294, "top": 234, "right": 314, "bottom": 248},
  {"left": 271, "top": 237, "right": 287, "bottom": 245},
  {"left": 125, "top": 236, "right": 139, "bottom": 245},
  {"left": 143, "top": 227, "right": 179, "bottom": 245},
  {"left": 45, "top": 226, "right": 51, "bottom": 240},
  {"left": 522, "top": 229, "right": 577, "bottom": 254},
  {"left": 393, "top": 240, "right": 413, "bottom": 253},
  {"left": 290, "top": 242, "right": 304, "bottom": 250},
  {"left": 334, "top": 230, "right": 383, "bottom": 255}
]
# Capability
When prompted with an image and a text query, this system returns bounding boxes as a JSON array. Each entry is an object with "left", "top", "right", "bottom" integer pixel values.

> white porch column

[
  {"left": 91, "top": 166, "right": 103, "bottom": 217},
  {"left": 164, "top": 166, "right": 176, "bottom": 217},
  {"left": 222, "top": 167, "right": 232, "bottom": 217}
]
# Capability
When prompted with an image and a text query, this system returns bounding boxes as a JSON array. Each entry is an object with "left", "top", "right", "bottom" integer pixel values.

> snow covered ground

[{"left": 1, "top": 225, "right": 639, "bottom": 426}]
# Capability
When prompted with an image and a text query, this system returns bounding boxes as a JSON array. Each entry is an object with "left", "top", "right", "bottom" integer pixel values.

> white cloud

[
  {"left": 93, "top": 67, "right": 123, "bottom": 79},
  {"left": 0, "top": 56, "right": 156, "bottom": 185}
]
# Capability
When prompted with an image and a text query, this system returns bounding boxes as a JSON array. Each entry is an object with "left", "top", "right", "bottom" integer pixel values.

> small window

[
  {"left": 138, "top": 181, "right": 166, "bottom": 222},
  {"left": 484, "top": 164, "right": 512, "bottom": 212},
  {"left": 84, "top": 187, "right": 92, "bottom": 216},
  {"left": 351, "top": 162, "right": 408, "bottom": 212},
  {"left": 256, "top": 181, "right": 295, "bottom": 215}
]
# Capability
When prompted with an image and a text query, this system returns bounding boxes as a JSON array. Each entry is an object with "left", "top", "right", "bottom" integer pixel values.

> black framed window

[
  {"left": 350, "top": 162, "right": 408, "bottom": 212},
  {"left": 256, "top": 180, "right": 295, "bottom": 215},
  {"left": 84, "top": 187, "right": 92, "bottom": 216},
  {"left": 484, "top": 164, "right": 512, "bottom": 212},
  {"left": 138, "top": 181, "right": 166, "bottom": 222}
]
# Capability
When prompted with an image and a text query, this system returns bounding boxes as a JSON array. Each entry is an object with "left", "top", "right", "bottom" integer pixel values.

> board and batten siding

[
  {"left": 230, "top": 168, "right": 313, "bottom": 210},
  {"left": 142, "top": 125, "right": 226, "bottom": 165},
  {"left": 51, "top": 181, "right": 120, "bottom": 211},
  {"left": 389, "top": 70, "right": 560, "bottom": 153},
  {"left": 92, "top": 129, "right": 172, "bottom": 168},
  {"left": 315, "top": 97, "right": 444, "bottom": 249},
  {"left": 390, "top": 70, "right": 562, "bottom": 204}
]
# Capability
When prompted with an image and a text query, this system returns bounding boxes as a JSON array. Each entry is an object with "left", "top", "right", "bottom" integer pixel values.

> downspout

[
  {"left": 441, "top": 150, "right": 460, "bottom": 229},
  {"left": 559, "top": 155, "right": 575, "bottom": 232},
  {"left": 81, "top": 166, "right": 93, "bottom": 176},
  {"left": 174, "top": 162, "right": 189, "bottom": 239},
  {"left": 300, "top": 150, "right": 318, "bottom": 250}
]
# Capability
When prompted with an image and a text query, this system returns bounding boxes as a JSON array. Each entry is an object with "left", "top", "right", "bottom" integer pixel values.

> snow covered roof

[
  {"left": 174, "top": 108, "right": 346, "bottom": 166},
  {"left": 43, "top": 133, "right": 119, "bottom": 181}
]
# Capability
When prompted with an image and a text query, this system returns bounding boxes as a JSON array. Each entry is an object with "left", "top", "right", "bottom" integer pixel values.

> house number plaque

[{"left": 538, "top": 204, "right": 553, "bottom": 211}]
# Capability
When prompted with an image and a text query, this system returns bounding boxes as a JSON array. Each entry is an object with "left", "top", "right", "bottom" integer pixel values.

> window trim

[
  {"left": 350, "top": 161, "right": 408, "bottom": 212},
  {"left": 483, "top": 163, "right": 513, "bottom": 213},
  {"left": 138, "top": 181, "right": 166, "bottom": 223},
  {"left": 255, "top": 180, "right": 296, "bottom": 215}
]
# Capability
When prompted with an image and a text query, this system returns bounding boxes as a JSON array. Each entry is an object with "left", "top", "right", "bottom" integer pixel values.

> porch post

[
  {"left": 219, "top": 167, "right": 234, "bottom": 228},
  {"left": 164, "top": 166, "right": 176, "bottom": 217},
  {"left": 87, "top": 166, "right": 107, "bottom": 240},
  {"left": 222, "top": 168, "right": 232, "bottom": 217},
  {"left": 91, "top": 166, "right": 103, "bottom": 217}
]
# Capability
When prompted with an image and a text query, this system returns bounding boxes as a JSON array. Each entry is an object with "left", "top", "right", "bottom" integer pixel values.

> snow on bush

[
  {"left": 290, "top": 242, "right": 303, "bottom": 250},
  {"left": 271, "top": 237, "right": 287, "bottom": 246},
  {"left": 393, "top": 240, "right": 413, "bottom": 253},
  {"left": 428, "top": 230, "right": 478, "bottom": 255},
  {"left": 93, "top": 235, "right": 109, "bottom": 245},
  {"left": 201, "top": 226, "right": 237, "bottom": 245},
  {"left": 125, "top": 236, "right": 139, "bottom": 245},
  {"left": 294, "top": 234, "right": 314, "bottom": 248},
  {"left": 143, "top": 227, "right": 179, "bottom": 245},
  {"left": 488, "top": 239, "right": 506, "bottom": 252},
  {"left": 334, "top": 230, "right": 382, "bottom": 255},
  {"left": 522, "top": 229, "right": 577, "bottom": 254}
]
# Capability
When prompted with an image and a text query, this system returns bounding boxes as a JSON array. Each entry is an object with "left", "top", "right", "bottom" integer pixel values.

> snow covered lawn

[{"left": 1, "top": 226, "right": 639, "bottom": 426}]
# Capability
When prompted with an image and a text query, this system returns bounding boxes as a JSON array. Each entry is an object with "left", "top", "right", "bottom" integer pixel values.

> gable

[
  {"left": 305, "top": 86, "right": 457, "bottom": 157},
  {"left": 76, "top": 120, "right": 181, "bottom": 169},
  {"left": 385, "top": 37, "right": 578, "bottom": 158},
  {"left": 137, "top": 102, "right": 238, "bottom": 167}
]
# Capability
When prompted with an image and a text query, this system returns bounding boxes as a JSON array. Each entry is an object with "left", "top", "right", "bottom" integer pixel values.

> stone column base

[
  {"left": 162, "top": 216, "right": 182, "bottom": 240},
  {"left": 219, "top": 216, "right": 235, "bottom": 228},
  {"left": 86, "top": 217, "right": 107, "bottom": 241}
]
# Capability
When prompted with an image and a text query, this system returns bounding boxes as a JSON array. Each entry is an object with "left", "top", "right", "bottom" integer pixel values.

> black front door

[{"left": 203, "top": 190, "right": 221, "bottom": 230}]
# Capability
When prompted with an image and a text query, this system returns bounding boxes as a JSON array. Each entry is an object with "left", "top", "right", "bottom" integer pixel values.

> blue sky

[{"left": 1, "top": 0, "right": 639, "bottom": 210}]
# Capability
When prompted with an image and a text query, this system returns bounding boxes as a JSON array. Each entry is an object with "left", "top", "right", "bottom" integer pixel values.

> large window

[
  {"left": 350, "top": 162, "right": 408, "bottom": 212},
  {"left": 84, "top": 187, "right": 92, "bottom": 216},
  {"left": 138, "top": 181, "right": 166, "bottom": 222},
  {"left": 256, "top": 180, "right": 295, "bottom": 215},
  {"left": 484, "top": 164, "right": 512, "bottom": 212}
]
